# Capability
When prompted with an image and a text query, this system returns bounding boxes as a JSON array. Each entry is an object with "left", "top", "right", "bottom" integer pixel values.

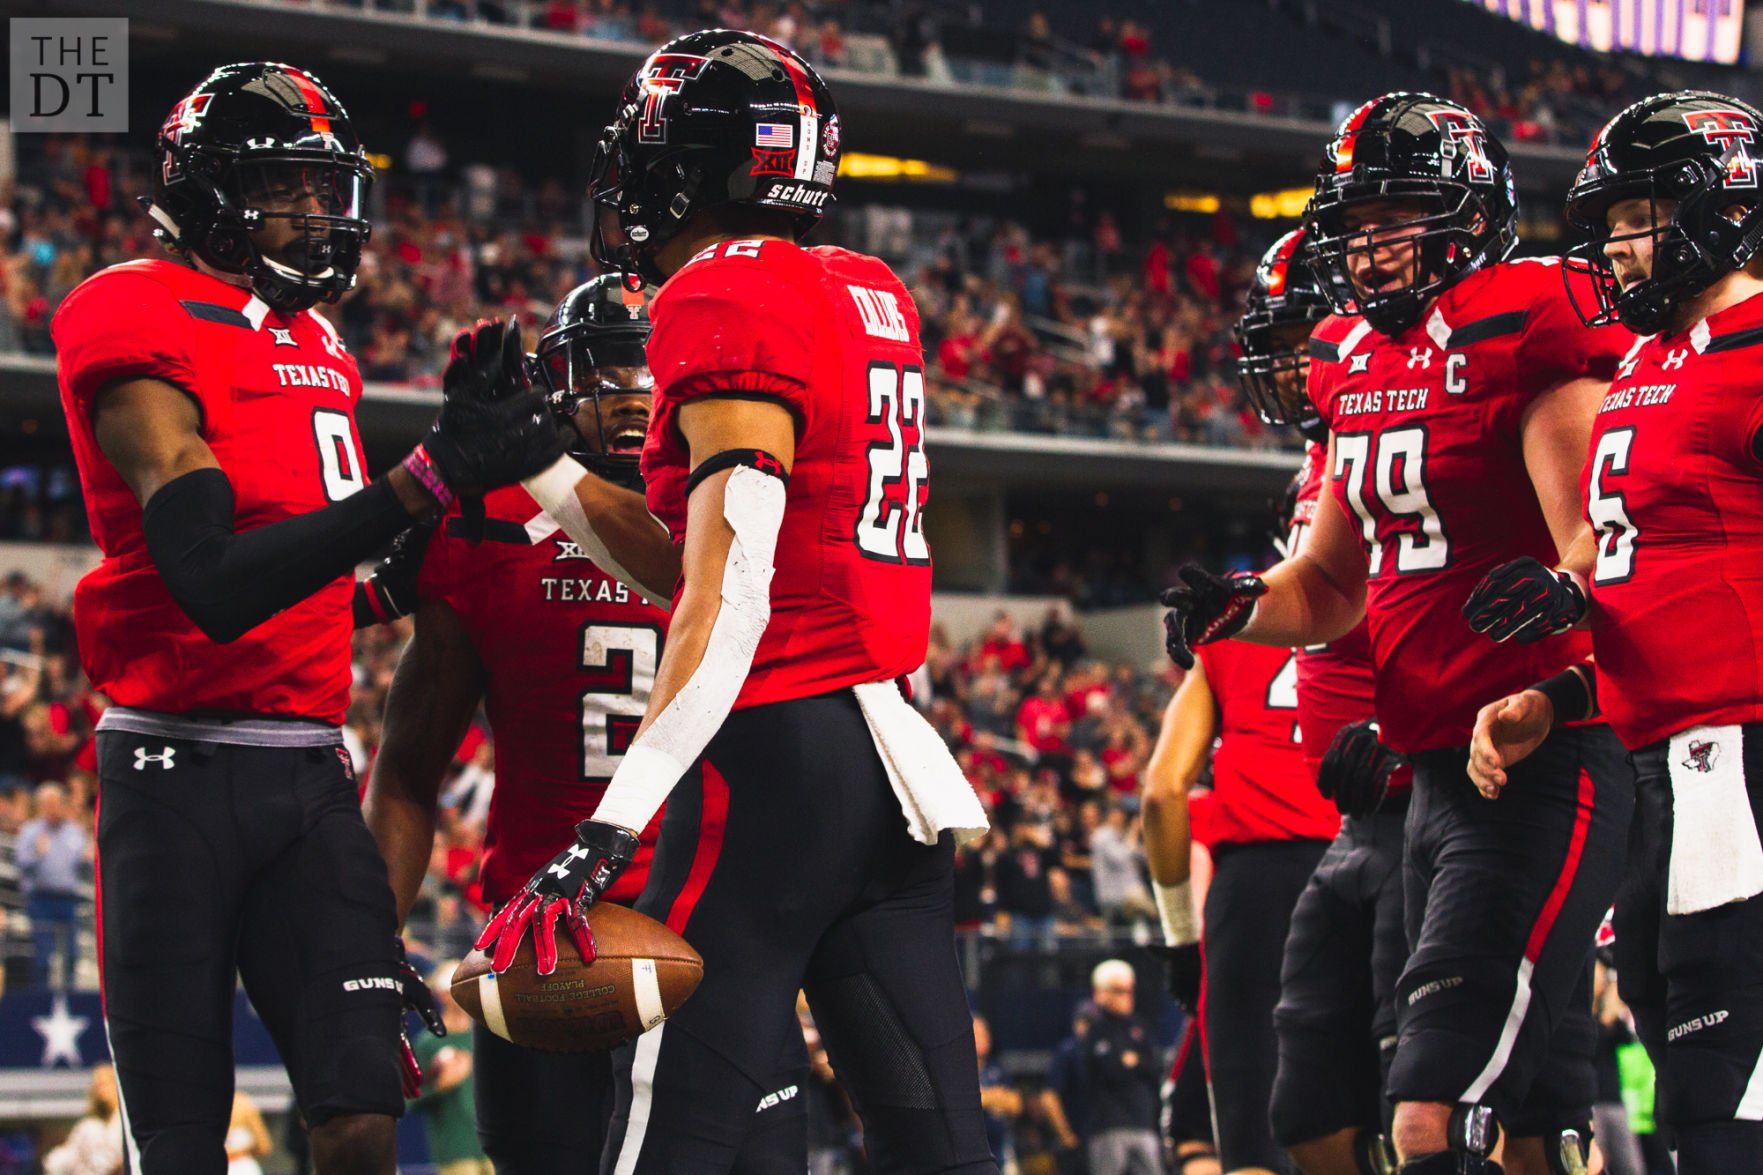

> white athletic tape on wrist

[
  {"left": 593, "top": 464, "right": 784, "bottom": 834},
  {"left": 523, "top": 455, "right": 660, "bottom": 610},
  {"left": 1155, "top": 880, "right": 1200, "bottom": 947}
]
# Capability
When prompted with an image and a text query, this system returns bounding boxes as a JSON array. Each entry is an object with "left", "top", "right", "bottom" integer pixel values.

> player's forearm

[
  {"left": 1240, "top": 552, "right": 1363, "bottom": 646},
  {"left": 591, "top": 466, "right": 782, "bottom": 834},
  {"left": 523, "top": 457, "right": 680, "bottom": 606}
]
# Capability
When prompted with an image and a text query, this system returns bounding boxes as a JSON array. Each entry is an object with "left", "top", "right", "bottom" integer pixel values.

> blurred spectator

[
  {"left": 1090, "top": 806, "right": 1153, "bottom": 930},
  {"left": 408, "top": 961, "right": 493, "bottom": 1175},
  {"left": 225, "top": 1091, "right": 271, "bottom": 1175},
  {"left": 42, "top": 1062, "right": 121, "bottom": 1175},
  {"left": 1083, "top": 959, "right": 1163, "bottom": 1175},
  {"left": 975, "top": 1014, "right": 1022, "bottom": 1172},
  {"left": 1042, "top": 1000, "right": 1093, "bottom": 1174},
  {"left": 17, "top": 781, "right": 89, "bottom": 989}
]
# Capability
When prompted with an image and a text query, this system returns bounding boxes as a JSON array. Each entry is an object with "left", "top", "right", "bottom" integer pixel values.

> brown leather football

[{"left": 450, "top": 903, "right": 702, "bottom": 1053}]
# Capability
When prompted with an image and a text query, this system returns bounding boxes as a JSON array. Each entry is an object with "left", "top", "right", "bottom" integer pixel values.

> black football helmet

[
  {"left": 144, "top": 62, "right": 373, "bottom": 313},
  {"left": 1235, "top": 228, "right": 1331, "bottom": 442},
  {"left": 589, "top": 29, "right": 841, "bottom": 284},
  {"left": 1564, "top": 90, "right": 1763, "bottom": 334},
  {"left": 1304, "top": 93, "right": 1518, "bottom": 335},
  {"left": 534, "top": 275, "right": 654, "bottom": 487}
]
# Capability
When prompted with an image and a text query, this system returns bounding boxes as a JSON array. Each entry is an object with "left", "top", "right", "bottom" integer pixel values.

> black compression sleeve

[{"left": 142, "top": 467, "right": 411, "bottom": 643}]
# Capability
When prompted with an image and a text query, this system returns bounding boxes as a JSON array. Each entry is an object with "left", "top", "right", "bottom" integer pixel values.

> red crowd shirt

[
  {"left": 642, "top": 239, "right": 933, "bottom": 708},
  {"left": 1584, "top": 294, "right": 1763, "bottom": 748},
  {"left": 1307, "top": 260, "right": 1631, "bottom": 753},
  {"left": 1196, "top": 640, "right": 1340, "bottom": 846},
  {"left": 417, "top": 485, "right": 671, "bottom": 907},
  {"left": 55, "top": 259, "right": 365, "bottom": 723}
]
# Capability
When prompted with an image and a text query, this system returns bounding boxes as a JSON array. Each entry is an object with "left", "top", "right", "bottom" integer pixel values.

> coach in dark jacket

[{"left": 1083, "top": 959, "right": 1164, "bottom": 1174}]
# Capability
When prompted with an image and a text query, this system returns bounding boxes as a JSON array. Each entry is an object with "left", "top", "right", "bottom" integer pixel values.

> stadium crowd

[{"left": 1, "top": 130, "right": 1288, "bottom": 457}]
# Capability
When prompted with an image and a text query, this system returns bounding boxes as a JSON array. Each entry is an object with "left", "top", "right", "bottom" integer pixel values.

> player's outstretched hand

[
  {"left": 406, "top": 318, "right": 571, "bottom": 501},
  {"left": 475, "top": 820, "right": 640, "bottom": 977},
  {"left": 1467, "top": 690, "right": 1553, "bottom": 800},
  {"left": 1315, "top": 718, "right": 1404, "bottom": 820},
  {"left": 1462, "top": 556, "right": 1587, "bottom": 644},
  {"left": 393, "top": 937, "right": 444, "bottom": 1098},
  {"left": 355, "top": 517, "right": 439, "bottom": 627},
  {"left": 1160, "top": 564, "right": 1267, "bottom": 670},
  {"left": 1152, "top": 943, "right": 1203, "bottom": 1015}
]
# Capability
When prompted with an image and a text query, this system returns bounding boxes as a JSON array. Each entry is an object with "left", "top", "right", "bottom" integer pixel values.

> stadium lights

[
  {"left": 838, "top": 153, "right": 959, "bottom": 183},
  {"left": 1249, "top": 188, "right": 1313, "bottom": 220},
  {"left": 1163, "top": 192, "right": 1221, "bottom": 214}
]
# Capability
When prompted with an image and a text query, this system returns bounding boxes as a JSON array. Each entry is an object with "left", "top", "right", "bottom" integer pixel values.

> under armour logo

[
  {"left": 751, "top": 451, "right": 783, "bottom": 478},
  {"left": 1661, "top": 349, "right": 1688, "bottom": 370},
  {"left": 133, "top": 747, "right": 175, "bottom": 771},
  {"left": 547, "top": 844, "right": 592, "bottom": 880},
  {"left": 1348, "top": 353, "right": 1371, "bottom": 374},
  {"left": 1683, "top": 740, "right": 1721, "bottom": 773},
  {"left": 269, "top": 327, "right": 299, "bottom": 348},
  {"left": 1406, "top": 346, "right": 1433, "bottom": 370}
]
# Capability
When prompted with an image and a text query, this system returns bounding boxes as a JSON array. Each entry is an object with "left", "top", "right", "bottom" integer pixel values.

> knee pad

[
  {"left": 1398, "top": 1105, "right": 1504, "bottom": 1174},
  {"left": 1546, "top": 1125, "right": 1589, "bottom": 1175}
]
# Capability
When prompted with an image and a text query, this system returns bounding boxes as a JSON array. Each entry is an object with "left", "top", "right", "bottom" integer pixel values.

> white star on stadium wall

[{"left": 31, "top": 994, "right": 90, "bottom": 1068}]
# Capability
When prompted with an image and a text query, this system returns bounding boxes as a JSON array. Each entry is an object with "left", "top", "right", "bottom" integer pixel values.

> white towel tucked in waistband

[
  {"left": 852, "top": 680, "right": 990, "bottom": 847},
  {"left": 1667, "top": 723, "right": 1763, "bottom": 915}
]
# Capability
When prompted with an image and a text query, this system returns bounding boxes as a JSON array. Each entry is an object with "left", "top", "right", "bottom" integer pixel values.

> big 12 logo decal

[
  {"left": 1683, "top": 109, "right": 1759, "bottom": 189},
  {"left": 1427, "top": 109, "right": 1495, "bottom": 184},
  {"left": 635, "top": 54, "right": 710, "bottom": 145}
]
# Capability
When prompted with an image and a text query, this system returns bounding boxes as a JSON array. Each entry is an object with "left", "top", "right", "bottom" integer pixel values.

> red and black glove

[
  {"left": 393, "top": 937, "right": 445, "bottom": 1099},
  {"left": 1315, "top": 718, "right": 1405, "bottom": 820},
  {"left": 1462, "top": 556, "right": 1587, "bottom": 644},
  {"left": 1160, "top": 564, "right": 1267, "bottom": 670},
  {"left": 475, "top": 820, "right": 639, "bottom": 976}
]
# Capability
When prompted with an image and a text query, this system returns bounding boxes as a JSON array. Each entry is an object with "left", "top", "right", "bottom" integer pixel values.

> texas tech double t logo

[{"left": 1683, "top": 109, "right": 1760, "bottom": 188}]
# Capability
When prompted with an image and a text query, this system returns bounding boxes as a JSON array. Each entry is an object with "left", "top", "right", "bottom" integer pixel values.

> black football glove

[
  {"left": 353, "top": 517, "right": 439, "bottom": 628},
  {"left": 1152, "top": 943, "right": 1203, "bottom": 1015},
  {"left": 393, "top": 937, "right": 445, "bottom": 1099},
  {"left": 1160, "top": 564, "right": 1268, "bottom": 670},
  {"left": 1316, "top": 718, "right": 1405, "bottom": 820},
  {"left": 475, "top": 820, "right": 639, "bottom": 977},
  {"left": 411, "top": 318, "right": 570, "bottom": 498},
  {"left": 1462, "top": 557, "right": 1587, "bottom": 645}
]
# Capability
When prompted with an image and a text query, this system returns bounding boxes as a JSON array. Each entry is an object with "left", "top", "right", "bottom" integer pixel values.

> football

[{"left": 450, "top": 904, "right": 703, "bottom": 1053}]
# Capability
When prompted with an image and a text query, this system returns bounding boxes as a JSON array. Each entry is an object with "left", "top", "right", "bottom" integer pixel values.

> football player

[
  {"left": 1238, "top": 229, "right": 1411, "bottom": 1175},
  {"left": 1462, "top": 90, "right": 1763, "bottom": 1173},
  {"left": 1142, "top": 583, "right": 1341, "bottom": 1174},
  {"left": 363, "top": 276, "right": 818, "bottom": 1173},
  {"left": 50, "top": 63, "right": 563, "bottom": 1174},
  {"left": 1161, "top": 94, "right": 1636, "bottom": 1175},
  {"left": 471, "top": 31, "right": 996, "bottom": 1174}
]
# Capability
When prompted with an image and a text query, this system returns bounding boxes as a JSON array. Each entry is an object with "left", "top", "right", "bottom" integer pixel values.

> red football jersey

[
  {"left": 1196, "top": 640, "right": 1340, "bottom": 846},
  {"left": 1288, "top": 442, "right": 1383, "bottom": 775},
  {"left": 418, "top": 485, "right": 672, "bottom": 907},
  {"left": 1307, "top": 260, "right": 1630, "bottom": 753},
  {"left": 1584, "top": 295, "right": 1763, "bottom": 748},
  {"left": 641, "top": 239, "right": 932, "bottom": 708},
  {"left": 55, "top": 259, "right": 365, "bottom": 723}
]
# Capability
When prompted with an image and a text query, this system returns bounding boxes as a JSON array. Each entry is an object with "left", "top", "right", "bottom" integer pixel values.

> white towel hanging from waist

[
  {"left": 1666, "top": 723, "right": 1763, "bottom": 915},
  {"left": 852, "top": 679, "right": 990, "bottom": 847}
]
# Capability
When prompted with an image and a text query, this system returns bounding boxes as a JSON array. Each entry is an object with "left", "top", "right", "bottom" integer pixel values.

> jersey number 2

[
  {"left": 312, "top": 409, "right": 366, "bottom": 502},
  {"left": 856, "top": 362, "right": 931, "bottom": 565},
  {"left": 578, "top": 622, "right": 662, "bottom": 780},
  {"left": 1267, "top": 652, "right": 1301, "bottom": 744}
]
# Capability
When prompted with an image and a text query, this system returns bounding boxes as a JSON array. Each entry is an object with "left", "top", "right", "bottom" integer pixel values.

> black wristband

[
  {"left": 1532, "top": 662, "right": 1597, "bottom": 726},
  {"left": 685, "top": 448, "right": 789, "bottom": 497}
]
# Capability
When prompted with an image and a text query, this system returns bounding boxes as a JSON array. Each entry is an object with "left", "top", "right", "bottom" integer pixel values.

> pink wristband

[{"left": 401, "top": 444, "right": 455, "bottom": 512}]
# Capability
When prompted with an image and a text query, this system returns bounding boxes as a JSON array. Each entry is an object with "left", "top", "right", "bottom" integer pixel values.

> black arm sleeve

[{"left": 142, "top": 467, "right": 412, "bottom": 644}]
